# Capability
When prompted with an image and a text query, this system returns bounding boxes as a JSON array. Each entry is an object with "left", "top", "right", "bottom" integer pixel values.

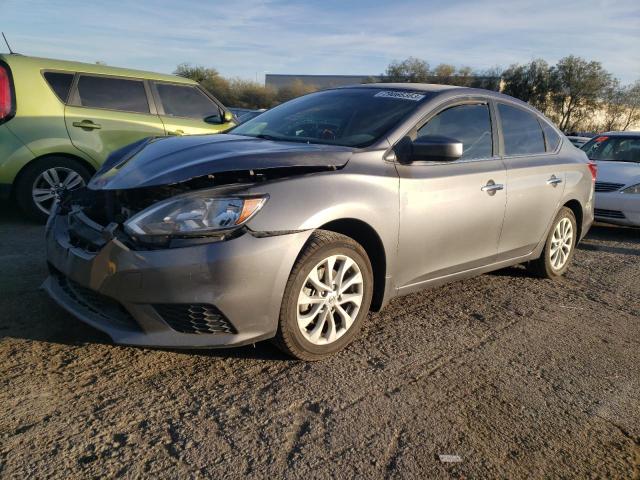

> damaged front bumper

[{"left": 43, "top": 212, "right": 312, "bottom": 348}]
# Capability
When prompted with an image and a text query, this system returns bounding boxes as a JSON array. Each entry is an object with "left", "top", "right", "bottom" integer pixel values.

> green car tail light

[{"left": 0, "top": 63, "right": 15, "bottom": 123}]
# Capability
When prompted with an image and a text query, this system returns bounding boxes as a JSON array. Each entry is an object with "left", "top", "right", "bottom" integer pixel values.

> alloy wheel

[
  {"left": 297, "top": 254, "right": 364, "bottom": 345},
  {"left": 550, "top": 217, "right": 573, "bottom": 270},
  {"left": 32, "top": 167, "right": 86, "bottom": 215}
]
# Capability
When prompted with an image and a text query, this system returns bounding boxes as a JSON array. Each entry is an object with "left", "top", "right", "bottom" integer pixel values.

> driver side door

[{"left": 395, "top": 100, "right": 507, "bottom": 293}]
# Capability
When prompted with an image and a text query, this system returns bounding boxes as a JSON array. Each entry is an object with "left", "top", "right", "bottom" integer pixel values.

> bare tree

[
  {"left": 174, "top": 63, "right": 234, "bottom": 105},
  {"left": 471, "top": 66, "right": 503, "bottom": 91},
  {"left": 432, "top": 63, "right": 456, "bottom": 84},
  {"left": 276, "top": 79, "right": 317, "bottom": 103},
  {"left": 620, "top": 81, "right": 640, "bottom": 131},
  {"left": 501, "top": 59, "right": 554, "bottom": 114},
  {"left": 549, "top": 56, "right": 611, "bottom": 131},
  {"left": 384, "top": 57, "right": 430, "bottom": 82}
]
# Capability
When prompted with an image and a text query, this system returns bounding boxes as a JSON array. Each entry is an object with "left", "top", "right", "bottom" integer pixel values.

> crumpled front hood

[
  {"left": 596, "top": 160, "right": 640, "bottom": 187},
  {"left": 89, "top": 134, "right": 354, "bottom": 190}
]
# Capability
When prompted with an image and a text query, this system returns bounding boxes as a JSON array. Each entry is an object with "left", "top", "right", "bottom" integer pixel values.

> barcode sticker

[{"left": 374, "top": 90, "right": 426, "bottom": 101}]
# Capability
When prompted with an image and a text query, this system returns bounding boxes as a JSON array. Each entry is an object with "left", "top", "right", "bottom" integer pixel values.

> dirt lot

[{"left": 0, "top": 203, "right": 638, "bottom": 479}]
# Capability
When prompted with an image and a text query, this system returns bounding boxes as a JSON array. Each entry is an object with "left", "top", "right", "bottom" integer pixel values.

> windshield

[
  {"left": 581, "top": 136, "right": 640, "bottom": 163},
  {"left": 230, "top": 88, "right": 432, "bottom": 148}
]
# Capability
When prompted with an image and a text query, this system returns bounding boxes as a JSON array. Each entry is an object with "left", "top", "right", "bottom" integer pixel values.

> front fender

[{"left": 244, "top": 154, "right": 400, "bottom": 279}]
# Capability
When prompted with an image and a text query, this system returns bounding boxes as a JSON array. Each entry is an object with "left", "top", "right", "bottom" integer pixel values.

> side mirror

[
  {"left": 204, "top": 114, "right": 221, "bottom": 124},
  {"left": 410, "top": 135, "right": 463, "bottom": 162},
  {"left": 204, "top": 111, "right": 234, "bottom": 124}
]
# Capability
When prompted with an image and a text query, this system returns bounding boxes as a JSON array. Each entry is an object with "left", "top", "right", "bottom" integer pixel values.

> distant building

[{"left": 266, "top": 74, "right": 380, "bottom": 89}]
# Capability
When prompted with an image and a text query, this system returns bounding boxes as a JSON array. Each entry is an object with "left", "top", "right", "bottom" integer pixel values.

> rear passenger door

[
  {"left": 496, "top": 102, "right": 564, "bottom": 258},
  {"left": 65, "top": 75, "right": 166, "bottom": 163},
  {"left": 151, "top": 82, "right": 234, "bottom": 135}
]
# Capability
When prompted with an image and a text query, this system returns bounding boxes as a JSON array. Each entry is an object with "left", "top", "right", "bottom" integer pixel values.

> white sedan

[{"left": 582, "top": 132, "right": 640, "bottom": 226}]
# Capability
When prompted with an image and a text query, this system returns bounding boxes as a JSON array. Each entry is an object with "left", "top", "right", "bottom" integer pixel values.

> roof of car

[
  {"left": 334, "top": 82, "right": 545, "bottom": 113},
  {"left": 598, "top": 131, "right": 640, "bottom": 137},
  {"left": 344, "top": 83, "right": 461, "bottom": 92},
  {"left": 0, "top": 54, "right": 195, "bottom": 84}
]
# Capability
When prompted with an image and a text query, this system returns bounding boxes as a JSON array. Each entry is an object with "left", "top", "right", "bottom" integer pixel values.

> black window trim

[
  {"left": 395, "top": 96, "right": 498, "bottom": 165},
  {"left": 40, "top": 69, "right": 76, "bottom": 104},
  {"left": 150, "top": 80, "right": 228, "bottom": 122},
  {"left": 67, "top": 72, "right": 158, "bottom": 116},
  {"left": 537, "top": 117, "right": 563, "bottom": 154},
  {"left": 495, "top": 100, "right": 556, "bottom": 159}
]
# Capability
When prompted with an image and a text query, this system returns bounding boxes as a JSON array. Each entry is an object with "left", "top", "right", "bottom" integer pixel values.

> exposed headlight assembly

[
  {"left": 621, "top": 183, "right": 640, "bottom": 194},
  {"left": 124, "top": 191, "right": 268, "bottom": 238}
]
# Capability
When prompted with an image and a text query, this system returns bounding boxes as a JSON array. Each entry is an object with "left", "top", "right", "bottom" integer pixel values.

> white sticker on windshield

[{"left": 374, "top": 90, "right": 425, "bottom": 101}]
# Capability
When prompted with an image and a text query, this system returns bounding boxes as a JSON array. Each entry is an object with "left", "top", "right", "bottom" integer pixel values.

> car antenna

[{"left": 2, "top": 32, "right": 16, "bottom": 54}]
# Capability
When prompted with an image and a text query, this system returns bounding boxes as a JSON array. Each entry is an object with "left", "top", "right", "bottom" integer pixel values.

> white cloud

[{"left": 2, "top": 0, "right": 639, "bottom": 82}]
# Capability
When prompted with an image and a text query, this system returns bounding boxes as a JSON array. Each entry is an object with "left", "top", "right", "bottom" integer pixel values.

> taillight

[
  {"left": 587, "top": 162, "right": 597, "bottom": 182},
  {"left": 0, "top": 65, "right": 13, "bottom": 121}
]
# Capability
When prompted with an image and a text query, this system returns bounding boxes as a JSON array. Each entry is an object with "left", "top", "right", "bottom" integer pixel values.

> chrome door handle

[
  {"left": 547, "top": 175, "right": 563, "bottom": 186},
  {"left": 481, "top": 181, "right": 504, "bottom": 195},
  {"left": 167, "top": 129, "right": 184, "bottom": 136},
  {"left": 72, "top": 120, "right": 101, "bottom": 130}
]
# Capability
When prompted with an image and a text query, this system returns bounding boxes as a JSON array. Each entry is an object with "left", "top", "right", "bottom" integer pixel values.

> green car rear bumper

[{"left": 0, "top": 124, "right": 34, "bottom": 198}]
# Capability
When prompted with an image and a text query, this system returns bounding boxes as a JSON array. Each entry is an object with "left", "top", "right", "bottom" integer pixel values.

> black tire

[
  {"left": 15, "top": 157, "right": 93, "bottom": 223},
  {"left": 273, "top": 230, "right": 373, "bottom": 361},
  {"left": 527, "top": 207, "right": 578, "bottom": 279}
]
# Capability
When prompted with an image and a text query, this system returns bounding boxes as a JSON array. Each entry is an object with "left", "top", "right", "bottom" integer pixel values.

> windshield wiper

[{"left": 252, "top": 134, "right": 282, "bottom": 141}]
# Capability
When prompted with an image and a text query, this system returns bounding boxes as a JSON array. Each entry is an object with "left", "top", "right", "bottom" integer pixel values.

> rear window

[
  {"left": 582, "top": 136, "right": 640, "bottom": 163},
  {"left": 498, "top": 103, "right": 546, "bottom": 155},
  {"left": 76, "top": 76, "right": 150, "bottom": 114},
  {"left": 44, "top": 72, "right": 74, "bottom": 103}
]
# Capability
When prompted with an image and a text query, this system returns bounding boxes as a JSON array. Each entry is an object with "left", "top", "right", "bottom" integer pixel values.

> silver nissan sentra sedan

[{"left": 43, "top": 84, "right": 595, "bottom": 360}]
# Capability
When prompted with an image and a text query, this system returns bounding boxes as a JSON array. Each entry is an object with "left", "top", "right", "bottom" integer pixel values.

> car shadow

[
  {"left": 487, "top": 264, "right": 532, "bottom": 278},
  {"left": 0, "top": 199, "right": 38, "bottom": 225},
  {"left": 468, "top": 224, "right": 638, "bottom": 279},
  {"left": 578, "top": 223, "right": 640, "bottom": 257},
  {"left": 2, "top": 291, "right": 293, "bottom": 361},
  {"left": 1, "top": 202, "right": 636, "bottom": 360}
]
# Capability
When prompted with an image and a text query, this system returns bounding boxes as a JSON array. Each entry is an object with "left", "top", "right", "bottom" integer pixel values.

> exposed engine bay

[{"left": 57, "top": 165, "right": 335, "bottom": 251}]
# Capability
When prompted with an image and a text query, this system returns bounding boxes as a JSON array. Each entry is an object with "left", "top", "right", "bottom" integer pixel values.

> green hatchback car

[{"left": 0, "top": 54, "right": 234, "bottom": 220}]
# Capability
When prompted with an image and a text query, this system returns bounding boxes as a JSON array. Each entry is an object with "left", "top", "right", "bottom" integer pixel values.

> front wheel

[
  {"left": 273, "top": 230, "right": 373, "bottom": 361},
  {"left": 527, "top": 207, "right": 577, "bottom": 279}
]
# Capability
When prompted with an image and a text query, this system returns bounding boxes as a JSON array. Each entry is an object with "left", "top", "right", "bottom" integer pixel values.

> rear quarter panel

[
  {"left": 559, "top": 141, "right": 594, "bottom": 239},
  {"left": 0, "top": 124, "right": 34, "bottom": 186},
  {"left": 2, "top": 57, "right": 99, "bottom": 178}
]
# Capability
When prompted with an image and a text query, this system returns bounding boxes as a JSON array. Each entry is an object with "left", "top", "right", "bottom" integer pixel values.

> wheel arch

[
  {"left": 318, "top": 218, "right": 387, "bottom": 311},
  {"left": 10, "top": 153, "right": 96, "bottom": 199},
  {"left": 562, "top": 199, "right": 584, "bottom": 240}
]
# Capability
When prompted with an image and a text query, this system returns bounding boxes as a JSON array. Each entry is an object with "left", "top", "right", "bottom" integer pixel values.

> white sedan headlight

[
  {"left": 621, "top": 183, "right": 640, "bottom": 194},
  {"left": 124, "top": 192, "right": 268, "bottom": 237}
]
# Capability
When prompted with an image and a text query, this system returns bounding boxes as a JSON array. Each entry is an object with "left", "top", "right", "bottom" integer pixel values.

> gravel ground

[{"left": 0, "top": 203, "right": 638, "bottom": 479}]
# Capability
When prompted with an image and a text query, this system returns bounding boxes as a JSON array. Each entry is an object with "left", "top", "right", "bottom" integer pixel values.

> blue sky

[{"left": 2, "top": 0, "right": 639, "bottom": 83}]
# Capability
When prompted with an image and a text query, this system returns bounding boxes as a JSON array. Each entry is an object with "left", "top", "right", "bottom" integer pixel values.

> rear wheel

[
  {"left": 527, "top": 207, "right": 577, "bottom": 278},
  {"left": 273, "top": 230, "right": 373, "bottom": 361},
  {"left": 15, "top": 157, "right": 92, "bottom": 222}
]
